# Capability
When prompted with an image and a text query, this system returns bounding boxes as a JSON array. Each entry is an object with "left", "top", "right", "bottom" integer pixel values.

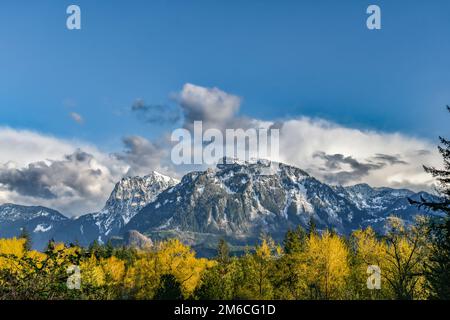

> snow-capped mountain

[
  {"left": 0, "top": 161, "right": 442, "bottom": 252},
  {"left": 91, "top": 172, "right": 179, "bottom": 239},
  {"left": 53, "top": 171, "right": 179, "bottom": 246},
  {"left": 0, "top": 172, "right": 178, "bottom": 249},
  {"left": 124, "top": 158, "right": 441, "bottom": 250},
  {"left": 333, "top": 183, "right": 413, "bottom": 215},
  {"left": 0, "top": 204, "right": 68, "bottom": 248},
  {"left": 0, "top": 203, "right": 67, "bottom": 224},
  {"left": 334, "top": 184, "right": 439, "bottom": 231},
  {"left": 100, "top": 172, "right": 179, "bottom": 228}
]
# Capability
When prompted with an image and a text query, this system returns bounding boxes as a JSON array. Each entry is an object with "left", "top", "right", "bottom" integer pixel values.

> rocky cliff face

[
  {"left": 91, "top": 172, "right": 179, "bottom": 239},
  {"left": 123, "top": 230, "right": 153, "bottom": 250}
]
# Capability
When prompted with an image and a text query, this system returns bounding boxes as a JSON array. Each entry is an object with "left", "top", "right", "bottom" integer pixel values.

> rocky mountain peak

[
  {"left": 92, "top": 172, "right": 179, "bottom": 236},
  {"left": 105, "top": 172, "right": 179, "bottom": 213}
]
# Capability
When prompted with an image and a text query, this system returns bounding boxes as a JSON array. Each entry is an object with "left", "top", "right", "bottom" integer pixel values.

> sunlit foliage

[{"left": 0, "top": 217, "right": 445, "bottom": 300}]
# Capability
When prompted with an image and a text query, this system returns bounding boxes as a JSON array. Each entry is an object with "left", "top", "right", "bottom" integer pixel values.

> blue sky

[
  {"left": 0, "top": 0, "right": 449, "bottom": 214},
  {"left": 1, "top": 0, "right": 449, "bottom": 148}
]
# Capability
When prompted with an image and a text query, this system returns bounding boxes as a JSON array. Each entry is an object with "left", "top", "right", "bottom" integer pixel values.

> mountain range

[{"left": 0, "top": 159, "right": 442, "bottom": 254}]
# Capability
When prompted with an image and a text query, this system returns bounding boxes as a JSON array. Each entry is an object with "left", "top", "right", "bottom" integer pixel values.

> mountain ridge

[
  {"left": 123, "top": 159, "right": 442, "bottom": 251},
  {"left": 0, "top": 161, "right": 442, "bottom": 251}
]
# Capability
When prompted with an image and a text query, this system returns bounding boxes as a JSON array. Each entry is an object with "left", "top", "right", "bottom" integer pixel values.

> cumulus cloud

[
  {"left": 0, "top": 129, "right": 176, "bottom": 216},
  {"left": 372, "top": 153, "right": 409, "bottom": 165},
  {"left": 177, "top": 83, "right": 254, "bottom": 131},
  {"left": 310, "top": 152, "right": 414, "bottom": 185},
  {"left": 0, "top": 127, "right": 80, "bottom": 167},
  {"left": 0, "top": 150, "right": 104, "bottom": 199}
]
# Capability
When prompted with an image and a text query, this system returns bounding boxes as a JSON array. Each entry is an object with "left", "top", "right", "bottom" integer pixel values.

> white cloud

[
  {"left": 0, "top": 127, "right": 82, "bottom": 167},
  {"left": 70, "top": 112, "right": 84, "bottom": 124},
  {"left": 177, "top": 83, "right": 243, "bottom": 130},
  {"left": 276, "top": 117, "right": 440, "bottom": 191},
  {"left": 0, "top": 127, "right": 179, "bottom": 216}
]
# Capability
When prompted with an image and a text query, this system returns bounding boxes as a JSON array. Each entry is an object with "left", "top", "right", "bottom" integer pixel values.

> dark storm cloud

[
  {"left": 269, "top": 121, "right": 284, "bottom": 131},
  {"left": 415, "top": 149, "right": 432, "bottom": 156},
  {"left": 372, "top": 153, "right": 408, "bottom": 165},
  {"left": 314, "top": 151, "right": 411, "bottom": 185},
  {"left": 0, "top": 163, "right": 57, "bottom": 199},
  {"left": 313, "top": 151, "right": 386, "bottom": 185},
  {"left": 0, "top": 150, "right": 102, "bottom": 199},
  {"left": 131, "top": 99, "right": 181, "bottom": 124},
  {"left": 114, "top": 136, "right": 168, "bottom": 176}
]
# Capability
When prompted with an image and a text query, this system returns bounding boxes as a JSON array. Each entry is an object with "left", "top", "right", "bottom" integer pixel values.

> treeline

[{"left": 0, "top": 215, "right": 446, "bottom": 300}]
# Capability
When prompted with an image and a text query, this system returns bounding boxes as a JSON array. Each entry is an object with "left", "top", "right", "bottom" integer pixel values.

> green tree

[
  {"left": 283, "top": 225, "right": 307, "bottom": 254},
  {"left": 307, "top": 217, "right": 317, "bottom": 236},
  {"left": 194, "top": 261, "right": 238, "bottom": 300},
  {"left": 425, "top": 218, "right": 450, "bottom": 299},
  {"left": 273, "top": 225, "right": 309, "bottom": 299},
  {"left": 195, "top": 240, "right": 238, "bottom": 300},
  {"left": 154, "top": 274, "right": 183, "bottom": 300},
  {"left": 19, "top": 227, "right": 32, "bottom": 251},
  {"left": 216, "top": 239, "right": 230, "bottom": 264},
  {"left": 236, "top": 238, "right": 278, "bottom": 299},
  {"left": 410, "top": 106, "right": 450, "bottom": 299}
]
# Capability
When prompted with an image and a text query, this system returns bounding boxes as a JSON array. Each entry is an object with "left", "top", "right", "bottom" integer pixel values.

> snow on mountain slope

[
  {"left": 0, "top": 204, "right": 68, "bottom": 249},
  {"left": 125, "top": 158, "right": 441, "bottom": 248},
  {"left": 93, "top": 172, "right": 179, "bottom": 236},
  {"left": 53, "top": 172, "right": 179, "bottom": 245},
  {"left": 0, "top": 203, "right": 67, "bottom": 223}
]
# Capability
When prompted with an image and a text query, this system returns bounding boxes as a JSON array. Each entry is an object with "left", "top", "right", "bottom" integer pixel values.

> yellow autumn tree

[
  {"left": 124, "top": 239, "right": 214, "bottom": 299},
  {"left": 350, "top": 227, "right": 391, "bottom": 299},
  {"left": 0, "top": 238, "right": 26, "bottom": 271},
  {"left": 80, "top": 254, "right": 105, "bottom": 288},
  {"left": 101, "top": 256, "right": 126, "bottom": 286},
  {"left": 303, "top": 231, "right": 350, "bottom": 299},
  {"left": 383, "top": 216, "right": 431, "bottom": 300},
  {"left": 0, "top": 239, "right": 84, "bottom": 299}
]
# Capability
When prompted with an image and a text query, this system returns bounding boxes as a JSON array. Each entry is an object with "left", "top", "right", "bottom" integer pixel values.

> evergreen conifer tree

[
  {"left": 410, "top": 106, "right": 450, "bottom": 299},
  {"left": 19, "top": 227, "right": 32, "bottom": 251}
]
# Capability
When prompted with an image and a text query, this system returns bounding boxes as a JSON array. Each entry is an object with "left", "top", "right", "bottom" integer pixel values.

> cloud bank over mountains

[
  {"left": 0, "top": 128, "right": 128, "bottom": 216},
  {"left": 278, "top": 117, "right": 438, "bottom": 190},
  {"left": 0, "top": 84, "right": 441, "bottom": 216}
]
